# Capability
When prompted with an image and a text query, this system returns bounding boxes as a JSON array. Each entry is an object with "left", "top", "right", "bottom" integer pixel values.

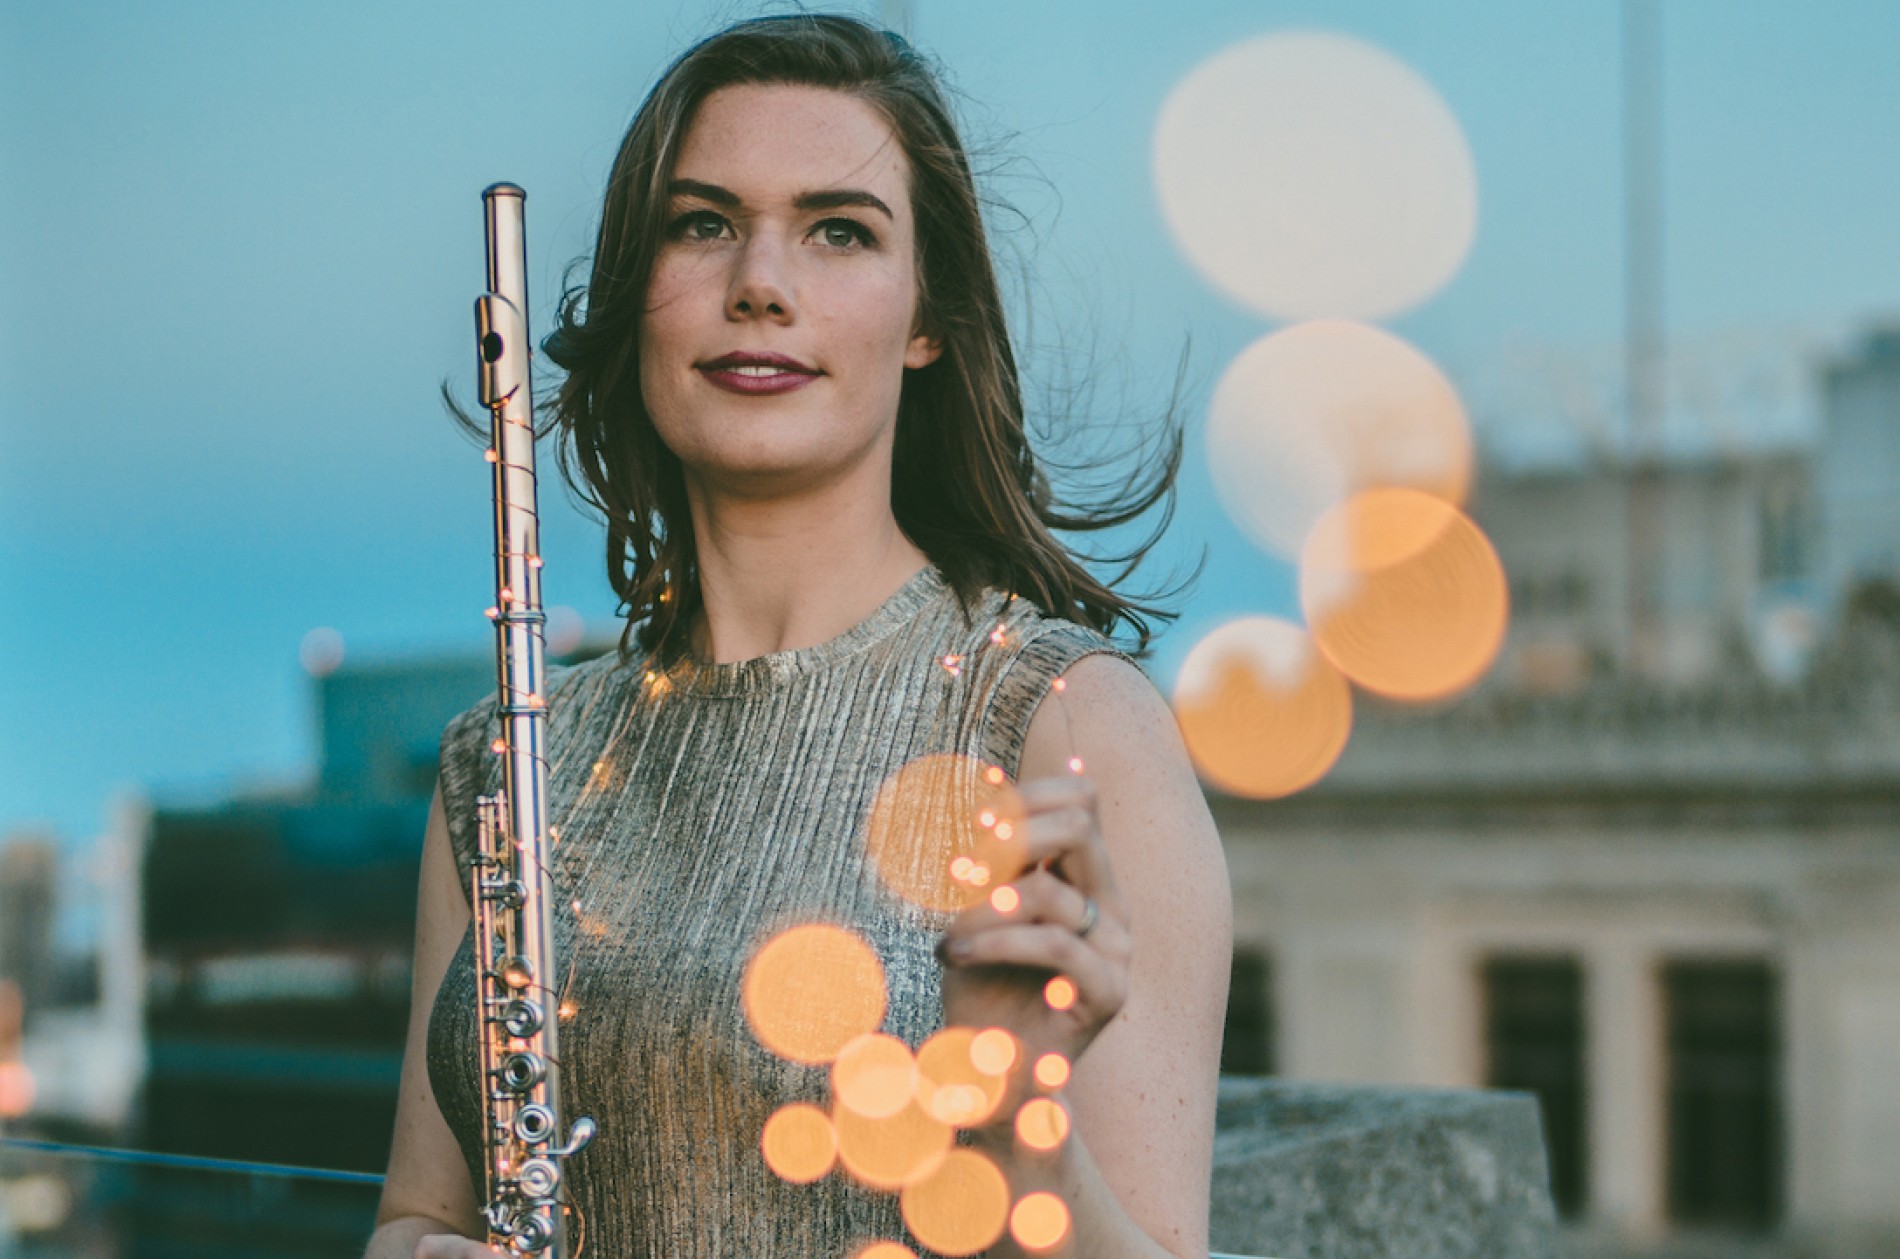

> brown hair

[{"left": 540, "top": 12, "right": 1188, "bottom": 660}]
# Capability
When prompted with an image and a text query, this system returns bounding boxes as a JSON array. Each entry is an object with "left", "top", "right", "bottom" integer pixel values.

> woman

[{"left": 368, "top": 14, "right": 1231, "bottom": 1258}]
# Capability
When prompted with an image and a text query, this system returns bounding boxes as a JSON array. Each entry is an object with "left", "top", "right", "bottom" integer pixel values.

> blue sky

[{"left": 4, "top": 0, "right": 1899, "bottom": 844}]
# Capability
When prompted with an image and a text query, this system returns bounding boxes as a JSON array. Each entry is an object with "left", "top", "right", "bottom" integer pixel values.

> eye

[
  {"left": 668, "top": 210, "right": 729, "bottom": 242},
  {"left": 814, "top": 218, "right": 875, "bottom": 249}
]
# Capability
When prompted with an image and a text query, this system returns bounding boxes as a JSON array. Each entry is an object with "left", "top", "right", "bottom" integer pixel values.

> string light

[
  {"left": 940, "top": 653, "right": 964, "bottom": 677},
  {"left": 485, "top": 448, "right": 499, "bottom": 463},
  {"left": 491, "top": 739, "right": 508, "bottom": 755},
  {"left": 1050, "top": 676, "right": 1067, "bottom": 693},
  {"left": 1067, "top": 756, "right": 1085, "bottom": 774}
]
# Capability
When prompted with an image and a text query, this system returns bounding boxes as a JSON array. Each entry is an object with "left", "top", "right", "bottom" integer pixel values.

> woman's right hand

[{"left": 413, "top": 1235, "right": 504, "bottom": 1258}]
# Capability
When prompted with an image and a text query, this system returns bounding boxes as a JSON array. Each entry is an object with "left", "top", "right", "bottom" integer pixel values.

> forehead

[{"left": 675, "top": 83, "right": 911, "bottom": 210}]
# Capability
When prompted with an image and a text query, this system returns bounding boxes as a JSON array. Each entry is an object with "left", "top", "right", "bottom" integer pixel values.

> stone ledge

[{"left": 1211, "top": 1078, "right": 1559, "bottom": 1259}]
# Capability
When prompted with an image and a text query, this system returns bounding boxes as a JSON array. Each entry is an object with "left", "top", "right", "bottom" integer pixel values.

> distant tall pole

[{"left": 1624, "top": 0, "right": 1666, "bottom": 680}]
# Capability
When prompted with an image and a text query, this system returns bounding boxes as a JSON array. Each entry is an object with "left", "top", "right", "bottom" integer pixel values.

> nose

[{"left": 725, "top": 233, "right": 792, "bottom": 323}]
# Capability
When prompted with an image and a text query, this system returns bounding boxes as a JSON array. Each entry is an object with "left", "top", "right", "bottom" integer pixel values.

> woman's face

[{"left": 639, "top": 82, "right": 941, "bottom": 497}]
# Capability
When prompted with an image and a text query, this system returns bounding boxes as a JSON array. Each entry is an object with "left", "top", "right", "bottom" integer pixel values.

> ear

[{"left": 904, "top": 328, "right": 943, "bottom": 370}]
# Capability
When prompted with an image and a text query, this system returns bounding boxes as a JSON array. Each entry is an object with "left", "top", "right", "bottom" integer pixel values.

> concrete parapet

[{"left": 1211, "top": 1078, "right": 1559, "bottom": 1259}]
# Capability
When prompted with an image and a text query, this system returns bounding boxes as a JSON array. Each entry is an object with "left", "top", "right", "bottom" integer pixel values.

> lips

[
  {"left": 698, "top": 351, "right": 818, "bottom": 374},
  {"left": 697, "top": 352, "right": 822, "bottom": 397}
]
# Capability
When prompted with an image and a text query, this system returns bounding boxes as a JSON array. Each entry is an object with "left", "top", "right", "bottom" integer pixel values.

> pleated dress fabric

[{"left": 425, "top": 565, "right": 1128, "bottom": 1257}]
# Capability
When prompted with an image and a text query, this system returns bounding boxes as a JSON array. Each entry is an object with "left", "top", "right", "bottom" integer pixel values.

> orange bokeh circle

[
  {"left": 760, "top": 1102, "right": 836, "bottom": 1184},
  {"left": 741, "top": 924, "right": 886, "bottom": 1065},
  {"left": 1009, "top": 1191, "right": 1073, "bottom": 1252},
  {"left": 863, "top": 755, "right": 1029, "bottom": 912},
  {"left": 1300, "top": 487, "right": 1509, "bottom": 701},
  {"left": 1172, "top": 616, "right": 1354, "bottom": 799},
  {"left": 833, "top": 1096, "right": 954, "bottom": 1191},
  {"left": 899, "top": 1147, "right": 1011, "bottom": 1256}
]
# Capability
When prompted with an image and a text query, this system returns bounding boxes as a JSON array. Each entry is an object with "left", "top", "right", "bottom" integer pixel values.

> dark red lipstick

[{"left": 698, "top": 350, "right": 822, "bottom": 396}]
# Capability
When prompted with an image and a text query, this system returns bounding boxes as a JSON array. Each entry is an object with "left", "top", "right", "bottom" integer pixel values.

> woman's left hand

[{"left": 936, "top": 773, "right": 1131, "bottom": 1090}]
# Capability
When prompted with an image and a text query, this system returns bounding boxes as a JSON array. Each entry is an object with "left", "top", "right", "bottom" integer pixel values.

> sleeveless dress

[{"left": 425, "top": 565, "right": 1129, "bottom": 1257}]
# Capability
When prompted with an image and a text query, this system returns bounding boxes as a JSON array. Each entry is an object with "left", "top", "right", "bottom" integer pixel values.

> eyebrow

[{"left": 666, "top": 178, "right": 895, "bottom": 222}]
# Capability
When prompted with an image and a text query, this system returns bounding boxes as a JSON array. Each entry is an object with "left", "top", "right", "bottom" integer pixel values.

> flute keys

[
  {"left": 501, "top": 997, "right": 544, "bottom": 1038},
  {"left": 499, "top": 1051, "right": 547, "bottom": 1094},
  {"left": 514, "top": 1103, "right": 557, "bottom": 1144}
]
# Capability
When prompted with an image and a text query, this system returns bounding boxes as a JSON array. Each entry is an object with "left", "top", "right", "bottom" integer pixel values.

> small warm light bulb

[
  {"left": 1050, "top": 676, "right": 1067, "bottom": 693},
  {"left": 1043, "top": 976, "right": 1078, "bottom": 1011},
  {"left": 485, "top": 448, "right": 499, "bottom": 463},
  {"left": 1033, "top": 1053, "right": 1070, "bottom": 1091},
  {"left": 490, "top": 739, "right": 508, "bottom": 755},
  {"left": 500, "top": 586, "right": 514, "bottom": 603},
  {"left": 978, "top": 808, "right": 998, "bottom": 829},
  {"left": 941, "top": 654, "right": 964, "bottom": 677},
  {"left": 984, "top": 766, "right": 1006, "bottom": 785},
  {"left": 559, "top": 1001, "right": 577, "bottom": 1020},
  {"left": 989, "top": 886, "right": 1020, "bottom": 914},
  {"left": 530, "top": 556, "right": 544, "bottom": 568},
  {"left": 1067, "top": 756, "right": 1085, "bottom": 774},
  {"left": 990, "top": 624, "right": 1008, "bottom": 645},
  {"left": 993, "top": 822, "right": 1014, "bottom": 842},
  {"left": 571, "top": 900, "right": 582, "bottom": 912},
  {"left": 485, "top": 606, "right": 500, "bottom": 620}
]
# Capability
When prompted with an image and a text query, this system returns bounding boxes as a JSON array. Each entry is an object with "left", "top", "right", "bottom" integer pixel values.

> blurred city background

[{"left": 3, "top": 0, "right": 1897, "bottom": 1254}]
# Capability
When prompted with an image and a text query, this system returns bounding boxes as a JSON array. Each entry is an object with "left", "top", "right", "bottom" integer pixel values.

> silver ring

[{"left": 1075, "top": 895, "right": 1099, "bottom": 939}]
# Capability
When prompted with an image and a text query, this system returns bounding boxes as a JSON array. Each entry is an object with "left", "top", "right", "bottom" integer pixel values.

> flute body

[{"left": 470, "top": 182, "right": 593, "bottom": 1256}]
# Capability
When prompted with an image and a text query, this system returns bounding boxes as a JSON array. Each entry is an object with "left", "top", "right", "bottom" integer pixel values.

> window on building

[
  {"left": 1482, "top": 955, "right": 1588, "bottom": 1217},
  {"left": 1221, "top": 947, "right": 1274, "bottom": 1076},
  {"left": 1663, "top": 959, "right": 1782, "bottom": 1230}
]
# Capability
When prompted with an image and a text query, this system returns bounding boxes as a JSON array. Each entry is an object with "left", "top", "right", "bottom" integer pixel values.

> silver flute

[{"left": 470, "top": 181, "right": 593, "bottom": 1256}]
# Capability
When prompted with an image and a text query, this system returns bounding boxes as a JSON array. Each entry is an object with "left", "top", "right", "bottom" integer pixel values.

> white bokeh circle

[
  {"left": 1206, "top": 319, "right": 1472, "bottom": 560},
  {"left": 1153, "top": 31, "right": 1478, "bottom": 321}
]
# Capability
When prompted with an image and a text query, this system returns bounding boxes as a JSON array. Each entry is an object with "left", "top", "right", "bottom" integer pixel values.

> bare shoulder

[
  {"left": 1019, "top": 651, "right": 1195, "bottom": 789},
  {"left": 1018, "top": 649, "right": 1228, "bottom": 919}
]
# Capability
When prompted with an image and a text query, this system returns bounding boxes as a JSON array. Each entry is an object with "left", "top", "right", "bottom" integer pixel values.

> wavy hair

[{"left": 540, "top": 11, "right": 1188, "bottom": 660}]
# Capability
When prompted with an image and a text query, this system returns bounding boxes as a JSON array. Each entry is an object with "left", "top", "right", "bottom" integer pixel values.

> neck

[{"left": 682, "top": 466, "right": 931, "bottom": 665}]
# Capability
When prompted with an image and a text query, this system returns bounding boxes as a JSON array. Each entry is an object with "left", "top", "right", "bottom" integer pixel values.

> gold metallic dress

[{"left": 426, "top": 566, "right": 1126, "bottom": 1257}]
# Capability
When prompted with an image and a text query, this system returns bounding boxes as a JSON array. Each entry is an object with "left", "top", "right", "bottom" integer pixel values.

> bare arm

[
  {"left": 364, "top": 783, "right": 493, "bottom": 1258},
  {"left": 980, "top": 653, "right": 1231, "bottom": 1253}
]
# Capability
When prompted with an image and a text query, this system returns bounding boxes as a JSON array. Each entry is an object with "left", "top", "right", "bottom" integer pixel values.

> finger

[
  {"left": 1011, "top": 801, "right": 1119, "bottom": 903},
  {"left": 944, "top": 923, "right": 1125, "bottom": 1016},
  {"left": 958, "top": 868, "right": 1091, "bottom": 934},
  {"left": 1014, "top": 774, "right": 1097, "bottom": 817}
]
